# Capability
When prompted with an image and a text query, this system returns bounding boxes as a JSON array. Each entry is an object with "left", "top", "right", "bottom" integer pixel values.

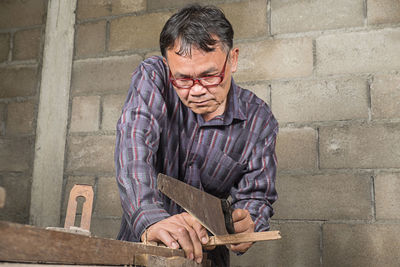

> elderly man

[{"left": 115, "top": 4, "right": 278, "bottom": 266}]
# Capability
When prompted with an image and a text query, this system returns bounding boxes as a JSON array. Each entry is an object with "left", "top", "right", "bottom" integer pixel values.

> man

[{"left": 115, "top": 4, "right": 278, "bottom": 266}]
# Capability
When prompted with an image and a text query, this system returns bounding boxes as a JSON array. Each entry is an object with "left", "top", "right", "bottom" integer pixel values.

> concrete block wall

[
  {"left": 0, "top": 0, "right": 47, "bottom": 223},
  {"left": 67, "top": 1, "right": 400, "bottom": 266},
  {"left": 1, "top": 0, "right": 399, "bottom": 266}
]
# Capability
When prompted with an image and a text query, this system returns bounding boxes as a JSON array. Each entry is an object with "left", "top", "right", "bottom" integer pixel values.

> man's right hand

[{"left": 141, "top": 212, "right": 209, "bottom": 263}]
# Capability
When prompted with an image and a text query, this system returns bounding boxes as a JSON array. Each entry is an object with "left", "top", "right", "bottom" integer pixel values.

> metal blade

[{"left": 157, "top": 173, "right": 228, "bottom": 236}]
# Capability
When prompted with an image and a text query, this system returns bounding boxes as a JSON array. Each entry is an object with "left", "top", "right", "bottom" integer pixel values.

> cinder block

[
  {"left": 231, "top": 222, "right": 321, "bottom": 267},
  {"left": 110, "top": 0, "right": 146, "bottom": 15},
  {"left": 109, "top": 11, "right": 172, "bottom": 51},
  {"left": 91, "top": 217, "right": 121, "bottom": 239},
  {"left": 6, "top": 100, "right": 35, "bottom": 135},
  {"left": 0, "top": 66, "right": 37, "bottom": 98},
  {"left": 77, "top": 0, "right": 146, "bottom": 20},
  {"left": 77, "top": 0, "right": 110, "bottom": 19},
  {"left": 13, "top": 28, "right": 41, "bottom": 61},
  {"left": 71, "top": 55, "right": 142, "bottom": 94},
  {"left": 147, "top": 0, "right": 215, "bottom": 10},
  {"left": 237, "top": 82, "right": 270, "bottom": 106},
  {"left": 375, "top": 172, "right": 400, "bottom": 220},
  {"left": 94, "top": 177, "right": 122, "bottom": 217},
  {"left": 274, "top": 173, "right": 372, "bottom": 220},
  {"left": 271, "top": 0, "right": 364, "bottom": 34},
  {"left": 235, "top": 38, "right": 313, "bottom": 82},
  {"left": 219, "top": 0, "right": 268, "bottom": 40},
  {"left": 0, "top": 174, "right": 30, "bottom": 224},
  {"left": 102, "top": 94, "right": 126, "bottom": 131},
  {"left": 323, "top": 223, "right": 400, "bottom": 267},
  {"left": 275, "top": 127, "right": 317, "bottom": 171},
  {"left": 144, "top": 51, "right": 162, "bottom": 59},
  {"left": 66, "top": 135, "right": 115, "bottom": 173},
  {"left": 271, "top": 77, "right": 369, "bottom": 123},
  {"left": 0, "top": 33, "right": 9, "bottom": 62},
  {"left": 75, "top": 21, "right": 106, "bottom": 58},
  {"left": 371, "top": 74, "right": 400, "bottom": 119},
  {"left": 368, "top": 0, "right": 400, "bottom": 25},
  {"left": 320, "top": 123, "right": 400, "bottom": 169},
  {"left": 0, "top": 137, "right": 33, "bottom": 172},
  {"left": 61, "top": 176, "right": 96, "bottom": 217},
  {"left": 70, "top": 96, "right": 101, "bottom": 132},
  {"left": 0, "top": 0, "right": 45, "bottom": 29},
  {"left": 316, "top": 29, "right": 400, "bottom": 75}
]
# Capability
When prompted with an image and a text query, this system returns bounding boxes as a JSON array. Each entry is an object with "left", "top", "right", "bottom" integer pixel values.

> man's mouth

[{"left": 191, "top": 99, "right": 212, "bottom": 106}]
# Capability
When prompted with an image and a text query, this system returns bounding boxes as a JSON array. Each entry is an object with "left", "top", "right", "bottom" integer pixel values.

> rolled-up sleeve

[
  {"left": 115, "top": 60, "right": 170, "bottom": 241},
  {"left": 230, "top": 111, "right": 278, "bottom": 232}
]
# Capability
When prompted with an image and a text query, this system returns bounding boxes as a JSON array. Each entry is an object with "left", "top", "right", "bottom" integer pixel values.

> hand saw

[{"left": 157, "top": 173, "right": 281, "bottom": 246}]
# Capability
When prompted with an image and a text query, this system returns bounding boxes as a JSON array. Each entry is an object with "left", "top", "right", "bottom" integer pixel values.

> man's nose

[{"left": 190, "top": 82, "right": 207, "bottom": 95}]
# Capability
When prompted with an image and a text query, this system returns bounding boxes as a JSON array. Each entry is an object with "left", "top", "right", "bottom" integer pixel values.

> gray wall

[
  {"left": 1, "top": 0, "right": 400, "bottom": 266},
  {"left": 0, "top": 0, "right": 47, "bottom": 223}
]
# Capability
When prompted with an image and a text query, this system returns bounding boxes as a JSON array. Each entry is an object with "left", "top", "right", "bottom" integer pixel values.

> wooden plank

[
  {"left": 135, "top": 254, "right": 211, "bottom": 267},
  {"left": 0, "top": 221, "right": 185, "bottom": 265},
  {"left": 205, "top": 231, "right": 281, "bottom": 247},
  {"left": 0, "top": 187, "right": 5, "bottom": 208}
]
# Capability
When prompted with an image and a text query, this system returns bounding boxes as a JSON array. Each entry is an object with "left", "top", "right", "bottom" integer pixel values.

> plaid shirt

[{"left": 115, "top": 56, "right": 278, "bottom": 243}]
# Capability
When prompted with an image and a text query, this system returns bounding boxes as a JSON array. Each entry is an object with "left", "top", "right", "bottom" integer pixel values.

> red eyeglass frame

[{"left": 168, "top": 53, "right": 229, "bottom": 89}]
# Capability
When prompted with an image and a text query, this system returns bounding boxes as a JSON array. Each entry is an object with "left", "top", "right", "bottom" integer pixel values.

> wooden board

[
  {"left": 0, "top": 221, "right": 209, "bottom": 266},
  {"left": 0, "top": 187, "right": 5, "bottom": 208},
  {"left": 206, "top": 231, "right": 281, "bottom": 247}
]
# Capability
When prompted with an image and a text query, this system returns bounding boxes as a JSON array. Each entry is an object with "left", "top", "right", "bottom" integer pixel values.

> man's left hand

[{"left": 229, "top": 209, "right": 255, "bottom": 253}]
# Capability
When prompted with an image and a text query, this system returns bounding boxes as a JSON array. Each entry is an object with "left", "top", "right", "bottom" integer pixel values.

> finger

[
  {"left": 157, "top": 229, "right": 180, "bottom": 249},
  {"left": 183, "top": 223, "right": 203, "bottom": 264},
  {"left": 183, "top": 213, "right": 209, "bottom": 244},
  {"left": 204, "top": 245, "right": 216, "bottom": 251},
  {"left": 198, "top": 227, "right": 209, "bottom": 245},
  {"left": 172, "top": 226, "right": 195, "bottom": 260},
  {"left": 230, "top": 242, "right": 253, "bottom": 253},
  {"left": 234, "top": 217, "right": 254, "bottom": 233},
  {"left": 232, "top": 209, "right": 249, "bottom": 222}
]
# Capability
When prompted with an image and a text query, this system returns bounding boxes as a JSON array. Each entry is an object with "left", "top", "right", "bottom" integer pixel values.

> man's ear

[{"left": 230, "top": 47, "right": 239, "bottom": 73}]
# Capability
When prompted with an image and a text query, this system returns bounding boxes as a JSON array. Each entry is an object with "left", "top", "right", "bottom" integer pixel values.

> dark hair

[{"left": 159, "top": 4, "right": 234, "bottom": 57}]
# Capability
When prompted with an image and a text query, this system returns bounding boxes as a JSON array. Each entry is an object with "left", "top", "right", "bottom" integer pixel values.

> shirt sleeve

[
  {"left": 230, "top": 110, "right": 279, "bottom": 232},
  {"left": 115, "top": 58, "right": 170, "bottom": 241}
]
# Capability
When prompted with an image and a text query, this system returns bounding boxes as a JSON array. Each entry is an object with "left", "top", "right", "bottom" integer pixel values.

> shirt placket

[{"left": 183, "top": 124, "right": 202, "bottom": 182}]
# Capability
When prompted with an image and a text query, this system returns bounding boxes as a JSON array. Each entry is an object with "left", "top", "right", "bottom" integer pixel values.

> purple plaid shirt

[{"left": 115, "top": 56, "right": 278, "bottom": 243}]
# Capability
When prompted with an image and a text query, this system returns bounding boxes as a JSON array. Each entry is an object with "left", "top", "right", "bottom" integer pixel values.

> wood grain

[{"left": 0, "top": 221, "right": 186, "bottom": 265}]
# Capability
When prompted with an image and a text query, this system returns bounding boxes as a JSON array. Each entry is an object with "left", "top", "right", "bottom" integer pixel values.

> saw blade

[{"left": 157, "top": 173, "right": 229, "bottom": 236}]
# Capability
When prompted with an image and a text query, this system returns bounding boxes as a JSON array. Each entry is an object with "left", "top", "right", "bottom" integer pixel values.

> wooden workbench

[{"left": 0, "top": 221, "right": 210, "bottom": 266}]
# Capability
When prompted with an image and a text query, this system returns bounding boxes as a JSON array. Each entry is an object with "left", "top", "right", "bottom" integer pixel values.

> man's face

[{"left": 164, "top": 42, "right": 239, "bottom": 122}]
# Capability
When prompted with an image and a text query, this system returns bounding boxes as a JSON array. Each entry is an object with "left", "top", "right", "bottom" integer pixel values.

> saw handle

[{"left": 221, "top": 199, "right": 235, "bottom": 234}]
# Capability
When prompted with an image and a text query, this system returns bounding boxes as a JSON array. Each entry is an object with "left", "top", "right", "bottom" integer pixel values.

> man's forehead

[
  {"left": 169, "top": 37, "right": 224, "bottom": 58},
  {"left": 166, "top": 46, "right": 223, "bottom": 65}
]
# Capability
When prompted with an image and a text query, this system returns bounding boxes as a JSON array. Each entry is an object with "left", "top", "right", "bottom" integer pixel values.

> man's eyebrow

[{"left": 174, "top": 67, "right": 219, "bottom": 78}]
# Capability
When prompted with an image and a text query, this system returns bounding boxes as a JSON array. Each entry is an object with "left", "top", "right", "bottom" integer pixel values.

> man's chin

[{"left": 190, "top": 106, "right": 215, "bottom": 115}]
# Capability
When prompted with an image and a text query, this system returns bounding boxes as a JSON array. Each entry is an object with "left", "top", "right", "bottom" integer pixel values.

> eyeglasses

[{"left": 168, "top": 53, "right": 229, "bottom": 89}]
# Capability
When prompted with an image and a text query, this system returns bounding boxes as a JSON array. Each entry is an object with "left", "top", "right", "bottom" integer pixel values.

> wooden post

[{"left": 30, "top": 0, "right": 77, "bottom": 227}]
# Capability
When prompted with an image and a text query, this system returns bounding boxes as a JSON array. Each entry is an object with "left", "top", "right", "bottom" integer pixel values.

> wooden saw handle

[{"left": 205, "top": 230, "right": 281, "bottom": 247}]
